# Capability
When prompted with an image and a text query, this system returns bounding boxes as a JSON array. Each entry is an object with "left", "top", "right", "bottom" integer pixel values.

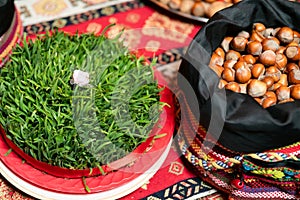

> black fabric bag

[
  {"left": 0, "top": 0, "right": 15, "bottom": 37},
  {"left": 177, "top": 0, "right": 300, "bottom": 153}
]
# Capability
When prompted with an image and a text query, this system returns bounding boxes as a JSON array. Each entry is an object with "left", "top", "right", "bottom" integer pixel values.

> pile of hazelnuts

[
  {"left": 160, "top": 0, "right": 239, "bottom": 18},
  {"left": 209, "top": 23, "right": 300, "bottom": 108}
]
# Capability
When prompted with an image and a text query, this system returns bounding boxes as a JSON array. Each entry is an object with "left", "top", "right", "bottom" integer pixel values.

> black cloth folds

[
  {"left": 178, "top": 0, "right": 300, "bottom": 153},
  {"left": 0, "top": 0, "right": 15, "bottom": 37}
]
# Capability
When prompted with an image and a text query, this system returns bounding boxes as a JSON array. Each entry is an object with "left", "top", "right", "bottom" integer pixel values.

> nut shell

[
  {"left": 210, "top": 64, "right": 224, "bottom": 77},
  {"left": 260, "top": 76, "right": 274, "bottom": 89},
  {"left": 251, "top": 63, "right": 265, "bottom": 78},
  {"left": 265, "top": 66, "right": 281, "bottom": 82},
  {"left": 288, "top": 69, "right": 300, "bottom": 84},
  {"left": 262, "top": 97, "right": 277, "bottom": 108},
  {"left": 231, "top": 36, "right": 248, "bottom": 52},
  {"left": 222, "top": 67, "right": 235, "bottom": 82},
  {"left": 247, "top": 80, "right": 267, "bottom": 97},
  {"left": 226, "top": 50, "right": 241, "bottom": 61},
  {"left": 247, "top": 40, "right": 262, "bottom": 56},
  {"left": 192, "top": 1, "right": 205, "bottom": 16},
  {"left": 275, "top": 53, "right": 288, "bottom": 71},
  {"left": 285, "top": 46, "right": 300, "bottom": 61},
  {"left": 235, "top": 67, "right": 251, "bottom": 83},
  {"left": 275, "top": 86, "right": 290, "bottom": 101},
  {"left": 260, "top": 50, "right": 276, "bottom": 66},
  {"left": 262, "top": 37, "right": 280, "bottom": 52},
  {"left": 242, "top": 54, "right": 256, "bottom": 64},
  {"left": 290, "top": 84, "right": 300, "bottom": 99},
  {"left": 276, "top": 27, "right": 294, "bottom": 44},
  {"left": 225, "top": 82, "right": 241, "bottom": 93}
]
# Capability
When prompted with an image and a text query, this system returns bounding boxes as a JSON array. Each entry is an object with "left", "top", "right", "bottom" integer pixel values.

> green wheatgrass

[{"left": 0, "top": 30, "right": 163, "bottom": 169}]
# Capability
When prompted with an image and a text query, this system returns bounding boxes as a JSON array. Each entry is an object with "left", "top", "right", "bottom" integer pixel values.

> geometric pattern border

[
  {"left": 22, "top": 1, "right": 144, "bottom": 35},
  {"left": 142, "top": 177, "right": 214, "bottom": 200}
]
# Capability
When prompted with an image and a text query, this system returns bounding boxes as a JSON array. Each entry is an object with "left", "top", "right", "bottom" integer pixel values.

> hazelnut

[
  {"left": 265, "top": 66, "right": 281, "bottom": 82},
  {"left": 201, "top": 1, "right": 211, "bottom": 14},
  {"left": 239, "top": 83, "right": 248, "bottom": 94},
  {"left": 192, "top": 2, "right": 205, "bottom": 17},
  {"left": 221, "top": 36, "right": 233, "bottom": 52},
  {"left": 226, "top": 50, "right": 241, "bottom": 61},
  {"left": 262, "top": 37, "right": 280, "bottom": 51},
  {"left": 247, "top": 79, "right": 267, "bottom": 97},
  {"left": 276, "top": 86, "right": 290, "bottom": 101},
  {"left": 293, "top": 30, "right": 300, "bottom": 44},
  {"left": 293, "top": 36, "right": 300, "bottom": 44},
  {"left": 222, "top": 67, "right": 235, "bottom": 82},
  {"left": 275, "top": 53, "right": 288, "bottom": 71},
  {"left": 238, "top": 56, "right": 245, "bottom": 62},
  {"left": 272, "top": 27, "right": 281, "bottom": 37},
  {"left": 225, "top": 82, "right": 241, "bottom": 93},
  {"left": 247, "top": 40, "right": 262, "bottom": 56},
  {"left": 210, "top": 64, "right": 224, "bottom": 77},
  {"left": 253, "top": 23, "right": 266, "bottom": 33},
  {"left": 260, "top": 76, "right": 274, "bottom": 89},
  {"left": 271, "top": 82, "right": 282, "bottom": 91},
  {"left": 277, "top": 74, "right": 288, "bottom": 87},
  {"left": 278, "top": 98, "right": 294, "bottom": 104},
  {"left": 293, "top": 30, "right": 300, "bottom": 38},
  {"left": 214, "top": 47, "right": 225, "bottom": 60},
  {"left": 276, "top": 27, "right": 294, "bottom": 44},
  {"left": 233, "top": 60, "right": 247, "bottom": 70},
  {"left": 287, "top": 41, "right": 299, "bottom": 47},
  {"left": 236, "top": 66, "right": 251, "bottom": 83},
  {"left": 254, "top": 97, "right": 262, "bottom": 104},
  {"left": 223, "top": 60, "right": 237, "bottom": 69},
  {"left": 242, "top": 54, "right": 256, "bottom": 64},
  {"left": 209, "top": 52, "right": 224, "bottom": 67},
  {"left": 259, "top": 50, "right": 276, "bottom": 66},
  {"left": 285, "top": 46, "right": 300, "bottom": 61},
  {"left": 219, "top": 79, "right": 228, "bottom": 89},
  {"left": 237, "top": 30, "right": 250, "bottom": 39},
  {"left": 250, "top": 30, "right": 264, "bottom": 42},
  {"left": 263, "top": 28, "right": 275, "bottom": 37},
  {"left": 276, "top": 46, "right": 286, "bottom": 54},
  {"left": 251, "top": 63, "right": 265, "bottom": 78},
  {"left": 179, "top": 0, "right": 195, "bottom": 13},
  {"left": 264, "top": 91, "right": 277, "bottom": 99},
  {"left": 231, "top": 36, "right": 248, "bottom": 52},
  {"left": 169, "top": 0, "right": 181, "bottom": 9},
  {"left": 288, "top": 69, "right": 300, "bottom": 84},
  {"left": 262, "top": 97, "right": 277, "bottom": 108},
  {"left": 290, "top": 84, "right": 300, "bottom": 99},
  {"left": 284, "top": 63, "right": 299, "bottom": 73},
  {"left": 206, "top": 1, "right": 232, "bottom": 18}
]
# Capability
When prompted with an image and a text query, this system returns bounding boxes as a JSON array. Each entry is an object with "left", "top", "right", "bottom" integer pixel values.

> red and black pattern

[{"left": 23, "top": 1, "right": 144, "bottom": 35}]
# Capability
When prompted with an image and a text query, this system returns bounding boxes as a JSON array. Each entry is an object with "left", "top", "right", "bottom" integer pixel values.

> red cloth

[
  {"left": 121, "top": 146, "right": 197, "bottom": 199},
  {"left": 27, "top": 6, "right": 201, "bottom": 57}
]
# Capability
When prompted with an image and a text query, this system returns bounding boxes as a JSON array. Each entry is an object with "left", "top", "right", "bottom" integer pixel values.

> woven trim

[{"left": 175, "top": 89, "right": 300, "bottom": 199}]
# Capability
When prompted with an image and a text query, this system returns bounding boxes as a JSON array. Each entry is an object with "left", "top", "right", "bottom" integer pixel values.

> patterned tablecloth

[{"left": 0, "top": 1, "right": 225, "bottom": 199}]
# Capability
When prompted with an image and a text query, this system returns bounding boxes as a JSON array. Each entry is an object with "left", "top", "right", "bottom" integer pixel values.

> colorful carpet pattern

[{"left": 0, "top": 0, "right": 225, "bottom": 199}]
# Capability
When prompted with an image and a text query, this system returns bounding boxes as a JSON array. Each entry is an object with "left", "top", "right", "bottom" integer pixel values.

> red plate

[{"left": 0, "top": 69, "right": 175, "bottom": 198}]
